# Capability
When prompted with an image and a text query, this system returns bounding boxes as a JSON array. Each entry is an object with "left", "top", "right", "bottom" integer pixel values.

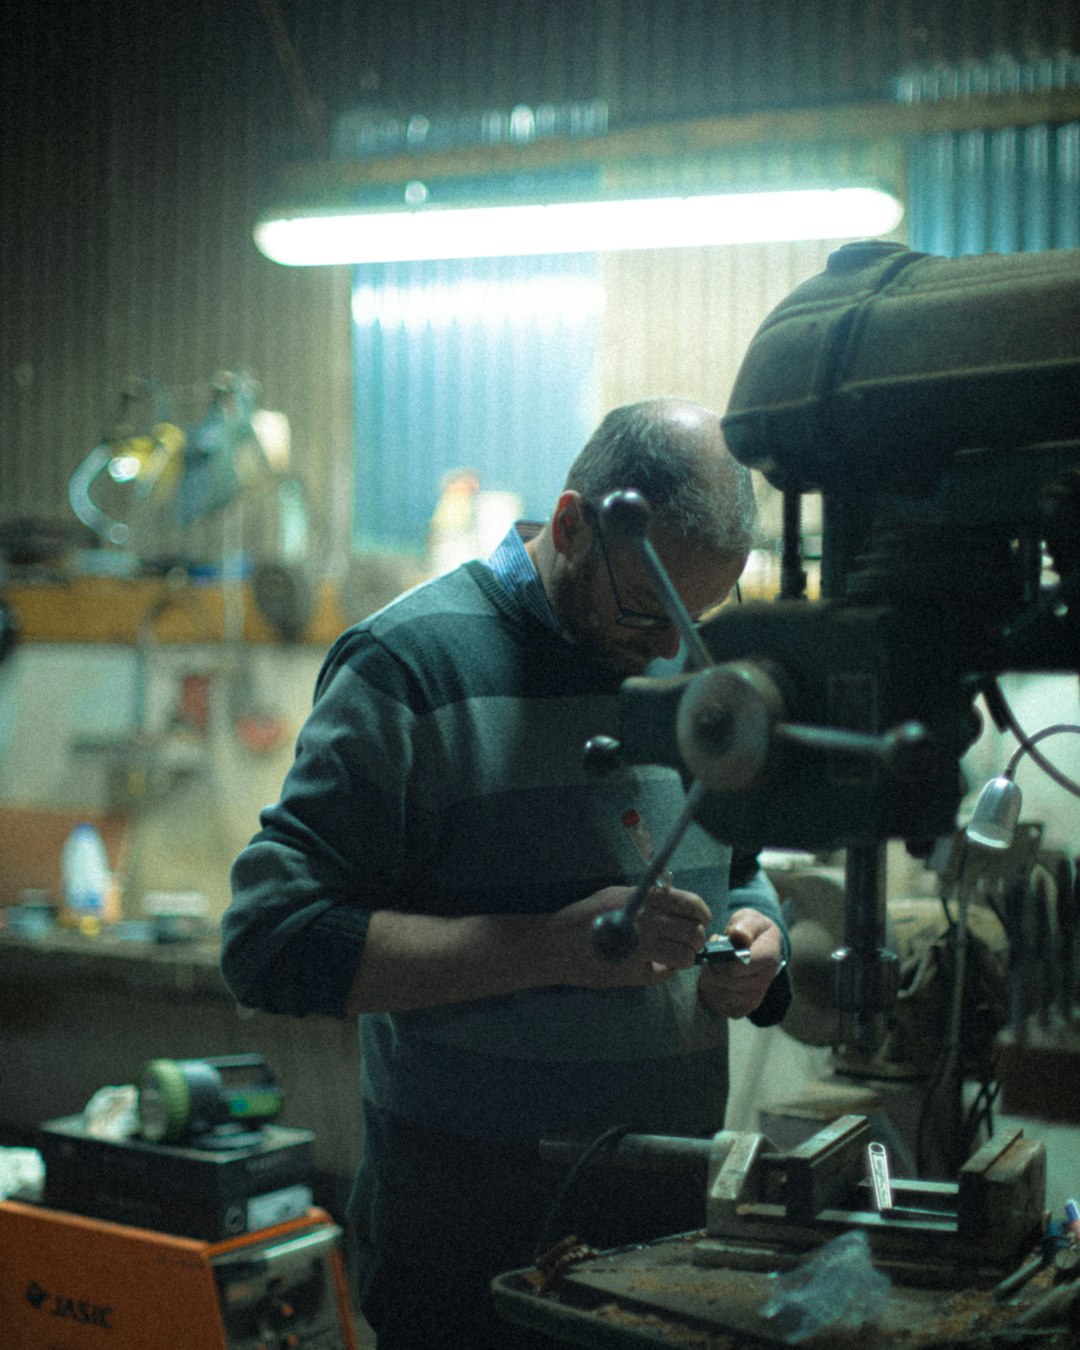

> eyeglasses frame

[
  {"left": 583, "top": 503, "right": 675, "bottom": 631},
  {"left": 583, "top": 501, "right": 743, "bottom": 632}
]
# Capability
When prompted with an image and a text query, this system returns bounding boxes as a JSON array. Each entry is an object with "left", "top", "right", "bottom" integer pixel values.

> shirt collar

[{"left": 484, "top": 522, "right": 560, "bottom": 633}]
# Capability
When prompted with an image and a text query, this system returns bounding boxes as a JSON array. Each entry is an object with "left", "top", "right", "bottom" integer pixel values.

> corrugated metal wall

[
  {"left": 3, "top": 1, "right": 1080, "bottom": 572},
  {"left": 348, "top": 234, "right": 890, "bottom": 552},
  {"left": 905, "top": 57, "right": 1080, "bottom": 254},
  {"left": 600, "top": 238, "right": 862, "bottom": 411},
  {"left": 601, "top": 236, "right": 863, "bottom": 548},
  {"left": 348, "top": 129, "right": 904, "bottom": 550},
  {"left": 326, "top": 0, "right": 1080, "bottom": 122},
  {"left": 0, "top": 1, "right": 355, "bottom": 571}
]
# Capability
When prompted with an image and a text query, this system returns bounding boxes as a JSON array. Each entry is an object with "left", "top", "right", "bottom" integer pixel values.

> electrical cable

[
  {"left": 961, "top": 1076, "right": 1000, "bottom": 1156},
  {"left": 919, "top": 858, "right": 979, "bottom": 1175},
  {"left": 945, "top": 887, "right": 970, "bottom": 1171},
  {"left": 535, "top": 1123, "right": 632, "bottom": 1258},
  {"left": 990, "top": 690, "right": 1080, "bottom": 799}
]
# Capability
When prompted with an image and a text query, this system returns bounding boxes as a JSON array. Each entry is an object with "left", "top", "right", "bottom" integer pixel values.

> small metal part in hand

[{"left": 695, "top": 934, "right": 752, "bottom": 965}]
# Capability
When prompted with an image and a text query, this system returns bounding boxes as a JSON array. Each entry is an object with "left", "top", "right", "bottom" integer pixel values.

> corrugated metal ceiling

[{"left": 3, "top": 0, "right": 1079, "bottom": 570}]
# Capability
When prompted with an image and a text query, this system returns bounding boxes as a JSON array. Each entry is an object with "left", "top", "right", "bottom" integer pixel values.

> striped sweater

[{"left": 221, "top": 558, "right": 786, "bottom": 1145}]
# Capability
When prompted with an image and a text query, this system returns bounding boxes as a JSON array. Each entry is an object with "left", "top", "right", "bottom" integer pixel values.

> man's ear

[{"left": 550, "top": 491, "right": 590, "bottom": 559}]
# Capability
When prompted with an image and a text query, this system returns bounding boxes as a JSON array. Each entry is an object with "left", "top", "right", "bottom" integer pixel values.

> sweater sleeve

[
  {"left": 220, "top": 629, "right": 432, "bottom": 1019},
  {"left": 723, "top": 861, "right": 793, "bottom": 1028},
  {"left": 725, "top": 863, "right": 790, "bottom": 961}
]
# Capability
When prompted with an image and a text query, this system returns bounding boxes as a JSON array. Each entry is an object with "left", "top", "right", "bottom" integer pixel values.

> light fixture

[
  {"left": 965, "top": 722, "right": 1080, "bottom": 850},
  {"left": 254, "top": 185, "right": 904, "bottom": 266},
  {"left": 965, "top": 775, "right": 1023, "bottom": 851}
]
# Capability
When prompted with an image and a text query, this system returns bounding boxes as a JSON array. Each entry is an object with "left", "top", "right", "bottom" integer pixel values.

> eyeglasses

[
  {"left": 584, "top": 502, "right": 744, "bottom": 632},
  {"left": 585, "top": 504, "right": 673, "bottom": 631}
]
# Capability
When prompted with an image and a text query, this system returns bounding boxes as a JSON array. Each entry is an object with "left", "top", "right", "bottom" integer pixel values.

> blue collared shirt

[{"left": 485, "top": 522, "right": 560, "bottom": 634}]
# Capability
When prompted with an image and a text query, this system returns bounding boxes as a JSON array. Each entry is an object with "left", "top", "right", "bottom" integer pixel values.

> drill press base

[
  {"left": 495, "top": 1115, "right": 1055, "bottom": 1347},
  {"left": 494, "top": 1231, "right": 1073, "bottom": 1349}
]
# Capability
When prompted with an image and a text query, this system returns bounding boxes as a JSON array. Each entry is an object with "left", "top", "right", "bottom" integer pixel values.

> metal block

[
  {"left": 765, "top": 1113, "right": 870, "bottom": 1223},
  {"left": 957, "top": 1129, "right": 1047, "bottom": 1260}
]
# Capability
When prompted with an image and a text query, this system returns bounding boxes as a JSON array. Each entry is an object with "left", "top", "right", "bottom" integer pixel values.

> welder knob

[{"left": 676, "top": 662, "right": 787, "bottom": 791}]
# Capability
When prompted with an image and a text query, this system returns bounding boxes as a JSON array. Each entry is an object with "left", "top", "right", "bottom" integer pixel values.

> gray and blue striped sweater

[{"left": 222, "top": 558, "right": 785, "bottom": 1145}]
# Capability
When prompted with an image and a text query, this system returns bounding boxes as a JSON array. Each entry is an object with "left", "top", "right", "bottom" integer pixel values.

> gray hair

[{"left": 563, "top": 398, "right": 759, "bottom": 559}]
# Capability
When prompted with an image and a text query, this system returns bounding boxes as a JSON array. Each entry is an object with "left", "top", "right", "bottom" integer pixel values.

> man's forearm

[
  {"left": 344, "top": 883, "right": 712, "bottom": 1014},
  {"left": 345, "top": 909, "right": 554, "bottom": 1014}
]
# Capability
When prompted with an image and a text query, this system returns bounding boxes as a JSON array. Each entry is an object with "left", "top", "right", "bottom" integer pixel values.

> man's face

[{"left": 552, "top": 522, "right": 745, "bottom": 678}]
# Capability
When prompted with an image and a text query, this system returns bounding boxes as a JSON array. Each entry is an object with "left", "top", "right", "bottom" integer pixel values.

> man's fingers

[
  {"left": 725, "top": 925, "right": 755, "bottom": 951},
  {"left": 641, "top": 886, "right": 711, "bottom": 930}
]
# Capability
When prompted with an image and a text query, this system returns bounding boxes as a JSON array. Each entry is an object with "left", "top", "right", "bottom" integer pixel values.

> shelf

[{"left": 2, "top": 576, "right": 348, "bottom": 646}]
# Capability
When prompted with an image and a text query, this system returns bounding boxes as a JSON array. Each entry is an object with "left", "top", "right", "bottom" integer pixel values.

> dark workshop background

[
  {"left": 1, "top": 0, "right": 1079, "bottom": 1228},
  {"left": 5, "top": 0, "right": 1080, "bottom": 563}
]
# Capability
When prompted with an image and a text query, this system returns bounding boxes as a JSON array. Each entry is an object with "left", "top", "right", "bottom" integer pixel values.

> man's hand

[
  {"left": 347, "top": 885, "right": 714, "bottom": 1014},
  {"left": 544, "top": 885, "right": 710, "bottom": 988},
  {"left": 697, "top": 907, "right": 785, "bottom": 1019}
]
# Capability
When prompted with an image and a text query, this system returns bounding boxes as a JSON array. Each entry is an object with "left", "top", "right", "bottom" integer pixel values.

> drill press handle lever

[
  {"left": 591, "top": 782, "right": 706, "bottom": 960},
  {"left": 588, "top": 492, "right": 930, "bottom": 964}
]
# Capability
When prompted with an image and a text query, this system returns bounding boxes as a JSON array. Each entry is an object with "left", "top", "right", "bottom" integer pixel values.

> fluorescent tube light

[{"left": 254, "top": 186, "right": 903, "bottom": 266}]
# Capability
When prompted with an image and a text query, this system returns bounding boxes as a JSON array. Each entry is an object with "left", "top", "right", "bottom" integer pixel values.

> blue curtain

[
  {"left": 908, "top": 120, "right": 1080, "bottom": 256},
  {"left": 352, "top": 253, "right": 602, "bottom": 552}
]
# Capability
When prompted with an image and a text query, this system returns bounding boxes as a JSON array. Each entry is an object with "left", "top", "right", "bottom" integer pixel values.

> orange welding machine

[{"left": 0, "top": 1199, "right": 360, "bottom": 1349}]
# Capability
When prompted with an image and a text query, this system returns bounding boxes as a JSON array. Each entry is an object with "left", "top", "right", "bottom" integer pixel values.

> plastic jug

[{"left": 61, "top": 822, "right": 111, "bottom": 931}]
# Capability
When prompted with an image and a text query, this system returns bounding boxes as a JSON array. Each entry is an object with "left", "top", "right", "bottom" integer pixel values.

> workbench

[{"left": 494, "top": 1231, "right": 1078, "bottom": 1348}]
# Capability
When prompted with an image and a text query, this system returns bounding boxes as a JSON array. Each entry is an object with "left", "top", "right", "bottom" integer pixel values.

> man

[{"left": 221, "top": 397, "right": 789, "bottom": 1349}]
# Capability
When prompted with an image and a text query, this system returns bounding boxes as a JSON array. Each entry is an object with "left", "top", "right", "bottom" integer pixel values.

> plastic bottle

[{"left": 61, "top": 822, "right": 111, "bottom": 933}]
